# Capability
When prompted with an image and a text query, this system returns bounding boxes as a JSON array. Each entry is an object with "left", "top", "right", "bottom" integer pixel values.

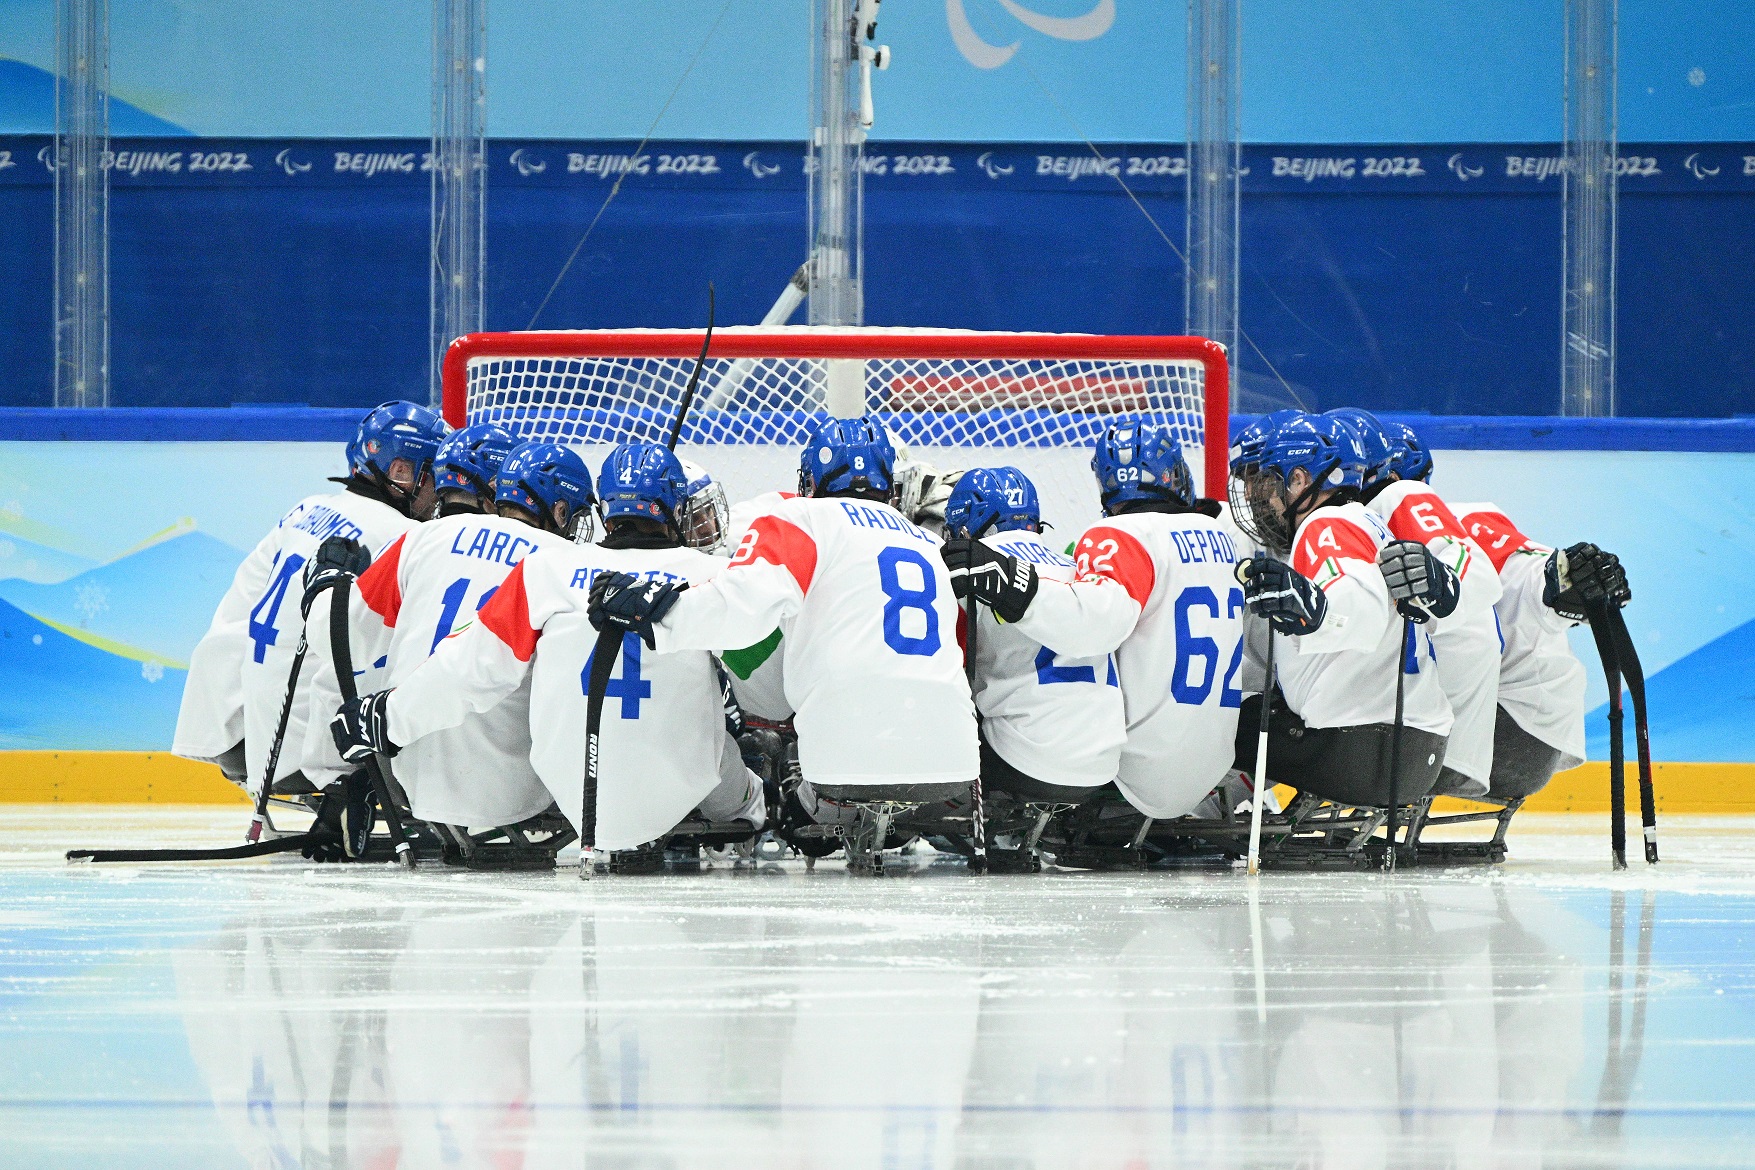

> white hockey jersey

[
  {"left": 1365, "top": 480, "right": 1504, "bottom": 786},
  {"left": 387, "top": 542, "right": 738, "bottom": 850},
  {"left": 654, "top": 495, "right": 980, "bottom": 789},
  {"left": 972, "top": 530, "right": 1126, "bottom": 789},
  {"left": 1454, "top": 504, "right": 1587, "bottom": 766},
  {"left": 1011, "top": 510, "right": 1248, "bottom": 818},
  {"left": 1279, "top": 502, "right": 1452, "bottom": 738},
  {"left": 300, "top": 514, "right": 569, "bottom": 827},
  {"left": 719, "top": 491, "right": 797, "bottom": 723},
  {"left": 173, "top": 490, "right": 417, "bottom": 795}
]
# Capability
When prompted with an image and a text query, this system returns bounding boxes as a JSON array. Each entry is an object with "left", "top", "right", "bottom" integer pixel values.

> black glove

[
  {"left": 1377, "top": 540, "right": 1461, "bottom": 624},
  {"left": 302, "top": 773, "right": 374, "bottom": 862},
  {"left": 940, "top": 539, "right": 1039, "bottom": 624},
  {"left": 1236, "top": 554, "right": 1327, "bottom": 636},
  {"left": 302, "top": 535, "right": 371, "bottom": 618},
  {"left": 331, "top": 689, "right": 398, "bottom": 763},
  {"left": 587, "top": 571, "right": 688, "bottom": 649},
  {"left": 1544, "top": 542, "right": 1631, "bottom": 621}
]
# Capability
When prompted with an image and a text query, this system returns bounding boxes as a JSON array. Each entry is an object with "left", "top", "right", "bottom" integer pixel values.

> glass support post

[
  {"left": 1186, "top": 0, "right": 1240, "bottom": 407},
  {"left": 54, "top": 0, "right": 109, "bottom": 408},
  {"left": 431, "top": 0, "right": 488, "bottom": 405},
  {"left": 1561, "top": 0, "right": 1617, "bottom": 416}
]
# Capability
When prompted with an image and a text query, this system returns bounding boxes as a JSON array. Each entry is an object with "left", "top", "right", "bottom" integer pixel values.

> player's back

[
  {"left": 513, "top": 541, "right": 731, "bottom": 849},
  {"left": 364, "top": 513, "right": 568, "bottom": 826},
  {"left": 978, "top": 529, "right": 1125, "bottom": 789},
  {"left": 752, "top": 495, "right": 977, "bottom": 788},
  {"left": 1279, "top": 501, "right": 1451, "bottom": 736},
  {"left": 179, "top": 488, "right": 415, "bottom": 792},
  {"left": 1068, "top": 510, "right": 1249, "bottom": 816},
  {"left": 1454, "top": 503, "right": 1586, "bottom": 763}
]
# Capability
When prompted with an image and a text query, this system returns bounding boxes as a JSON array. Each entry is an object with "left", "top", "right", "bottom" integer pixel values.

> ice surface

[{"left": 4, "top": 807, "right": 1755, "bottom": 1168}]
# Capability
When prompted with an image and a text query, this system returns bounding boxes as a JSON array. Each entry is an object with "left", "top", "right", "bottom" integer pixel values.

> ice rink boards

[{"left": 3, "top": 807, "right": 1754, "bottom": 1168}]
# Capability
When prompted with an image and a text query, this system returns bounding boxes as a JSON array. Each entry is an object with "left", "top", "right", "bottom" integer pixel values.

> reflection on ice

[{"left": 141, "top": 874, "right": 1683, "bottom": 1168}]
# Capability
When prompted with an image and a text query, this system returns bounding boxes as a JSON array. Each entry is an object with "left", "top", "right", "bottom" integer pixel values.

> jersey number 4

[
  {"left": 247, "top": 552, "right": 307, "bottom": 663},
  {"left": 580, "top": 633, "right": 652, "bottom": 719},
  {"left": 1172, "top": 586, "right": 1245, "bottom": 708}
]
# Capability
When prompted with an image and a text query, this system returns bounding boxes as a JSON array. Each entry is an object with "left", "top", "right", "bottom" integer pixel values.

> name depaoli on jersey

[
  {"left": 386, "top": 540, "right": 736, "bottom": 850},
  {"left": 1366, "top": 480, "right": 1503, "bottom": 786},
  {"left": 651, "top": 496, "right": 980, "bottom": 790},
  {"left": 174, "top": 491, "right": 417, "bottom": 796},
  {"left": 1281, "top": 502, "right": 1453, "bottom": 738},
  {"left": 1454, "top": 504, "right": 1587, "bottom": 767},
  {"left": 300, "top": 513, "right": 570, "bottom": 827},
  {"left": 1009, "top": 510, "right": 1247, "bottom": 819}
]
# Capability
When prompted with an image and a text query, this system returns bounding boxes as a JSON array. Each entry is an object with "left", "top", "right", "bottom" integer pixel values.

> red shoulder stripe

[
  {"left": 355, "top": 534, "right": 405, "bottom": 627},
  {"left": 730, "top": 514, "right": 817, "bottom": 596},
  {"left": 1074, "top": 526, "right": 1155, "bottom": 609},
  {"left": 1458, "top": 509, "right": 1535, "bottom": 573},
  {"left": 476, "top": 560, "right": 541, "bottom": 662},
  {"left": 1293, "top": 516, "right": 1379, "bottom": 580}
]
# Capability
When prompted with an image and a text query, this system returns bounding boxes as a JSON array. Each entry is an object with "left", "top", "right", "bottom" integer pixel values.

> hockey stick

[
  {"left": 964, "top": 589, "right": 988, "bottom": 874},
  {"left": 664, "top": 283, "right": 715, "bottom": 451},
  {"left": 1606, "top": 606, "right": 1658, "bottom": 864},
  {"left": 69, "top": 836, "right": 309, "bottom": 864},
  {"left": 329, "top": 577, "right": 417, "bottom": 870},
  {"left": 246, "top": 634, "right": 308, "bottom": 843},
  {"left": 580, "top": 628, "right": 621, "bottom": 879},
  {"left": 1383, "top": 618, "right": 1412, "bottom": 872},
  {"left": 1587, "top": 607, "right": 1629, "bottom": 869},
  {"left": 1245, "top": 627, "right": 1276, "bottom": 876}
]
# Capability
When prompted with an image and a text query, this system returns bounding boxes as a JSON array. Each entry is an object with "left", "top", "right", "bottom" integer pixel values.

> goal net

[{"left": 441, "top": 327, "right": 1229, "bottom": 535}]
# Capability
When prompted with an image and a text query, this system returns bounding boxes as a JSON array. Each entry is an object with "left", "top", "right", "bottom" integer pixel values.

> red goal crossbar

[{"left": 442, "top": 330, "right": 1230, "bottom": 497}]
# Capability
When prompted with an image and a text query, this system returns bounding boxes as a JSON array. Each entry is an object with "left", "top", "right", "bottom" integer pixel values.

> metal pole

[
  {"left": 808, "top": 0, "right": 863, "bottom": 325},
  {"left": 1186, "top": 0, "right": 1240, "bottom": 407},
  {"left": 54, "top": 0, "right": 109, "bottom": 408},
  {"left": 431, "top": 0, "right": 488, "bottom": 406},
  {"left": 1561, "top": 0, "right": 1617, "bottom": 417}
]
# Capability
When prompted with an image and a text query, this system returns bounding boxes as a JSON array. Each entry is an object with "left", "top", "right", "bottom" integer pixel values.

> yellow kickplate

[
  {"left": 0, "top": 751, "right": 249, "bottom": 804},
  {"left": 1438, "top": 761, "right": 1755, "bottom": 816}
]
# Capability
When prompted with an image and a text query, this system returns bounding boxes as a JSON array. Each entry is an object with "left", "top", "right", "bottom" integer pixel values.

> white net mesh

[{"left": 458, "top": 329, "right": 1214, "bottom": 534}]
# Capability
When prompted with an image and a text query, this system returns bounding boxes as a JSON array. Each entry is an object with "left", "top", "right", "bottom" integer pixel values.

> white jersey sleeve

[
  {"left": 656, "top": 495, "right": 979, "bottom": 789},
  {"left": 973, "top": 531, "right": 1126, "bottom": 789},
  {"left": 177, "top": 490, "right": 416, "bottom": 796},
  {"left": 1279, "top": 503, "right": 1452, "bottom": 737},
  {"left": 392, "top": 542, "right": 735, "bottom": 849},
  {"left": 1455, "top": 504, "right": 1587, "bottom": 765},
  {"left": 1365, "top": 481, "right": 1503, "bottom": 785}
]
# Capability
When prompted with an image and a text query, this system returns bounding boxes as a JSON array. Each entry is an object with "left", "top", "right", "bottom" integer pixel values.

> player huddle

[{"left": 173, "top": 400, "right": 1630, "bottom": 873}]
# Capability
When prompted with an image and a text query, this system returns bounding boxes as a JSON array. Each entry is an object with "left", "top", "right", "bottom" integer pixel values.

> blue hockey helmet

[
  {"left": 798, "top": 416, "right": 896, "bottom": 498},
  {"left": 598, "top": 442, "right": 689, "bottom": 529},
  {"left": 944, "top": 467, "right": 1042, "bottom": 539},
  {"left": 1385, "top": 421, "right": 1434, "bottom": 483},
  {"left": 1323, "top": 407, "right": 1396, "bottom": 492},
  {"left": 496, "top": 441, "right": 596, "bottom": 534},
  {"left": 433, "top": 422, "right": 518, "bottom": 499},
  {"left": 1228, "top": 410, "right": 1369, "bottom": 549},
  {"left": 346, "top": 400, "right": 449, "bottom": 483},
  {"left": 1091, "top": 418, "right": 1195, "bottom": 515}
]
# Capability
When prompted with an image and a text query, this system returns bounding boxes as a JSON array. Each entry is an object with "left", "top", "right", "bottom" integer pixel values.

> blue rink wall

[
  {"left": 0, "top": 413, "right": 1750, "bottom": 762},
  {"left": 2, "top": 137, "right": 1755, "bottom": 418}
]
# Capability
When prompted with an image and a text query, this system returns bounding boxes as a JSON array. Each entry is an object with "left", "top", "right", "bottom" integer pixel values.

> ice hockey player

[
  {"left": 1452, "top": 504, "right": 1628, "bottom": 798},
  {"left": 331, "top": 441, "right": 764, "bottom": 872},
  {"left": 299, "top": 431, "right": 581, "bottom": 851},
  {"left": 1228, "top": 410, "right": 1455, "bottom": 814},
  {"left": 941, "top": 422, "right": 1247, "bottom": 848},
  {"left": 586, "top": 417, "right": 979, "bottom": 872},
  {"left": 938, "top": 466, "right": 1126, "bottom": 869},
  {"left": 1333, "top": 409, "right": 1504, "bottom": 799},
  {"left": 172, "top": 401, "right": 447, "bottom": 842},
  {"left": 678, "top": 458, "right": 731, "bottom": 554}
]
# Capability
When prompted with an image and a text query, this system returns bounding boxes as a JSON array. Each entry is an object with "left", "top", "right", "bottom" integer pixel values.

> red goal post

[{"left": 441, "top": 328, "right": 1230, "bottom": 505}]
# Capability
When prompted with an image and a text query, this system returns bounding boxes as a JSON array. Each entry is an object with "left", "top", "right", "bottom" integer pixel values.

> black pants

[
  {"left": 980, "top": 740, "right": 1101, "bottom": 806},
  {"left": 1233, "top": 693, "right": 1447, "bottom": 808},
  {"left": 1487, "top": 705, "right": 1572, "bottom": 800}
]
